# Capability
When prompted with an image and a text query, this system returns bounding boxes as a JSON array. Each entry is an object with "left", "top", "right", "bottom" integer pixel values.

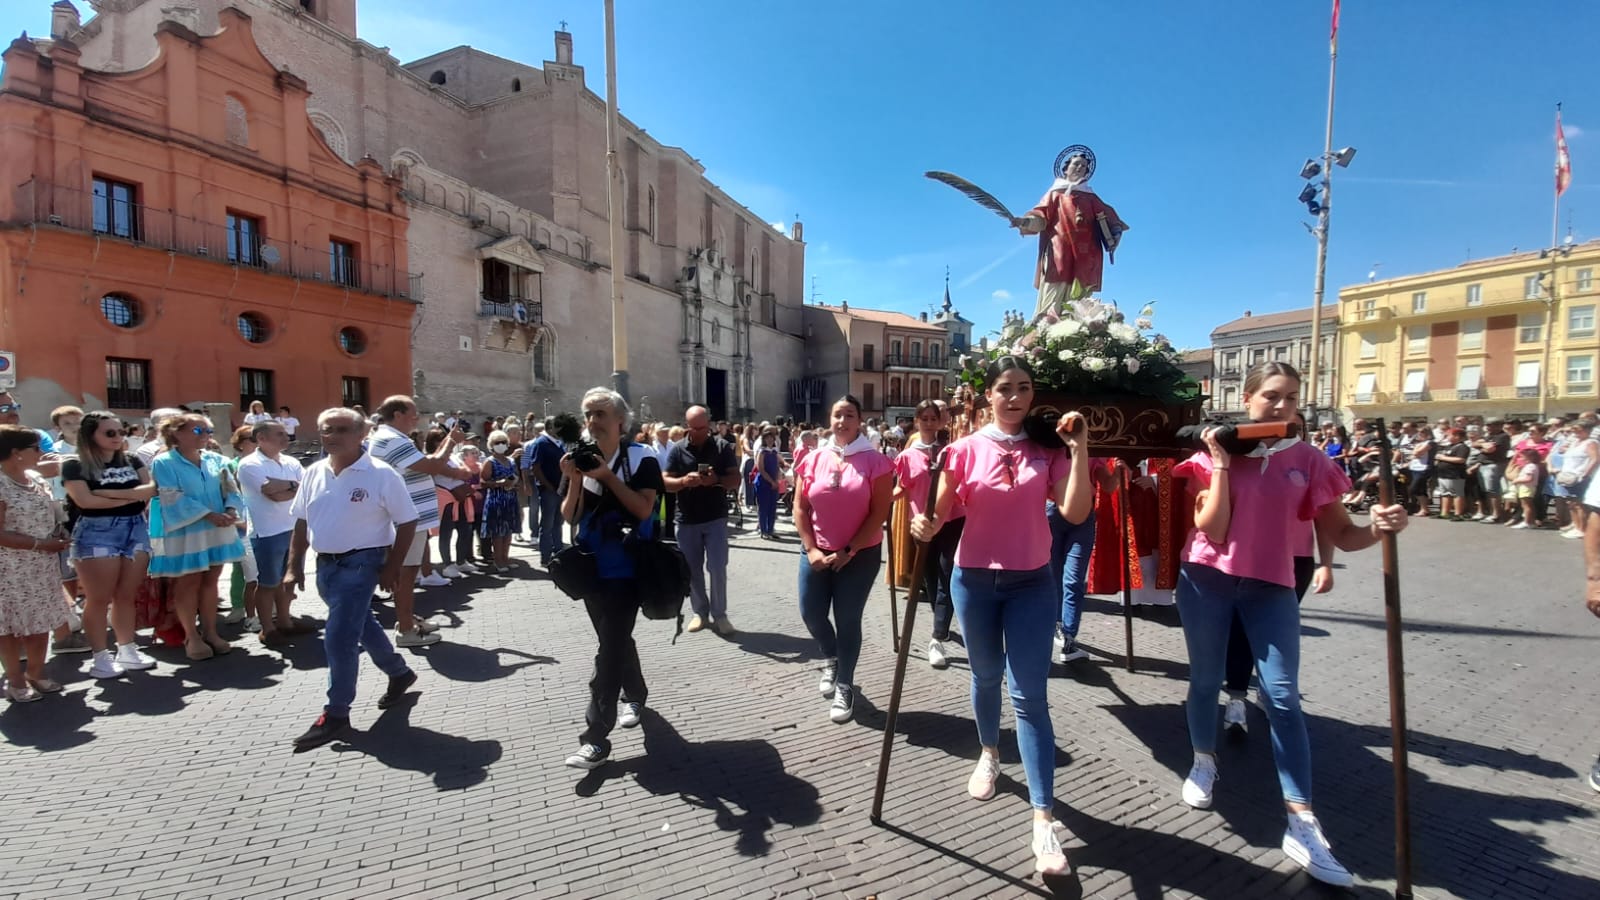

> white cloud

[
  {"left": 991, "top": 289, "right": 1012, "bottom": 302},
  {"left": 770, "top": 221, "right": 788, "bottom": 235},
  {"left": 957, "top": 241, "right": 1028, "bottom": 288},
  {"left": 1565, "top": 123, "right": 1585, "bottom": 140}
]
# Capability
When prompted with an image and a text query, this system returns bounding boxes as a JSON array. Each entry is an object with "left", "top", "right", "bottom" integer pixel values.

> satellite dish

[{"left": 260, "top": 245, "right": 281, "bottom": 265}]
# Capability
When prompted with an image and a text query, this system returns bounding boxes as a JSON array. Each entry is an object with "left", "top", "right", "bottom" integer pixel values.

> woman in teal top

[{"left": 149, "top": 413, "right": 243, "bottom": 660}]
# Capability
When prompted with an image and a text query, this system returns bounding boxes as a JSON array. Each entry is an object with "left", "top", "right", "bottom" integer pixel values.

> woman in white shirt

[
  {"left": 276, "top": 406, "right": 300, "bottom": 442},
  {"left": 241, "top": 401, "right": 272, "bottom": 427}
]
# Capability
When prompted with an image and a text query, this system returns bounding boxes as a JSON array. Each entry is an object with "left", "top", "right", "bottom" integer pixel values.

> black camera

[{"left": 568, "top": 438, "right": 604, "bottom": 472}]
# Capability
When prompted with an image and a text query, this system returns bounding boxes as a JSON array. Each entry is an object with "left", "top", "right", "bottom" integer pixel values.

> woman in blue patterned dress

[
  {"left": 149, "top": 413, "right": 244, "bottom": 660},
  {"left": 478, "top": 431, "right": 520, "bottom": 571}
]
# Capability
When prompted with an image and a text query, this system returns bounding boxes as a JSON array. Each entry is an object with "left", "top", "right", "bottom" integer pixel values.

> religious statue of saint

[{"left": 1012, "top": 145, "right": 1128, "bottom": 319}]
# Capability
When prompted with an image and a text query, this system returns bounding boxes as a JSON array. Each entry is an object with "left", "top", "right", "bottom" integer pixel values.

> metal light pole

[
  {"left": 603, "top": 0, "right": 629, "bottom": 400},
  {"left": 1306, "top": 19, "right": 1339, "bottom": 418}
]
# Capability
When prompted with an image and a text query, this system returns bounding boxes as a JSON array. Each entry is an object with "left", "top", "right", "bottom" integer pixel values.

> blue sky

[{"left": 7, "top": 1, "right": 1596, "bottom": 350}]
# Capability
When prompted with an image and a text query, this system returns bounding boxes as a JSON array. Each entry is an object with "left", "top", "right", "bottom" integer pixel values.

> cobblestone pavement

[{"left": 2, "top": 511, "right": 1598, "bottom": 899}]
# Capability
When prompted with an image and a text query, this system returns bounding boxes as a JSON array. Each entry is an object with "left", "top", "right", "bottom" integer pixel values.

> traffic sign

[{"left": 0, "top": 351, "right": 14, "bottom": 389}]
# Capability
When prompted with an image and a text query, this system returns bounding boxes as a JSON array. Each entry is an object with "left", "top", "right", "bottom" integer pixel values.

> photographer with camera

[{"left": 560, "top": 388, "right": 664, "bottom": 770}]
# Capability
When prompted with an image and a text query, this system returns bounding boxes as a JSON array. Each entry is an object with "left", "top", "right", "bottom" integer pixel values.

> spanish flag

[
  {"left": 1557, "top": 105, "right": 1572, "bottom": 198},
  {"left": 1330, "top": 0, "right": 1341, "bottom": 54}
]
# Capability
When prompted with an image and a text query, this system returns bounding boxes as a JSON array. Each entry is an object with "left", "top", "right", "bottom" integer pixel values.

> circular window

[
  {"left": 338, "top": 326, "right": 367, "bottom": 356},
  {"left": 237, "top": 312, "right": 270, "bottom": 344},
  {"left": 100, "top": 294, "right": 141, "bottom": 328}
]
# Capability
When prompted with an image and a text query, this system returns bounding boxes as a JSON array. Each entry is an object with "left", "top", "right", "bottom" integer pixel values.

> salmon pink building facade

[{"left": 0, "top": 7, "right": 416, "bottom": 426}]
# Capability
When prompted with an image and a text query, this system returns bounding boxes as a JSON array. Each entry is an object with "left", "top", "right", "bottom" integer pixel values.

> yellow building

[{"left": 1338, "top": 240, "right": 1600, "bottom": 420}]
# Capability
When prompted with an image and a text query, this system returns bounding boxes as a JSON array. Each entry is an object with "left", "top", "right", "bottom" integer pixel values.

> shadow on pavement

[
  {"left": 575, "top": 709, "right": 821, "bottom": 857},
  {"left": 872, "top": 819, "right": 1060, "bottom": 898},
  {"left": 423, "top": 644, "right": 556, "bottom": 682},
  {"left": 722, "top": 628, "right": 816, "bottom": 663},
  {"left": 332, "top": 699, "right": 503, "bottom": 791},
  {"left": 1105, "top": 700, "right": 1596, "bottom": 898},
  {"left": 1301, "top": 607, "right": 1600, "bottom": 641},
  {"left": 0, "top": 689, "right": 99, "bottom": 751}
]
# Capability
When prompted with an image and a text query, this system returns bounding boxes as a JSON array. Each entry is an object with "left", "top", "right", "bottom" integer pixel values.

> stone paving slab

[{"left": 2, "top": 513, "right": 1598, "bottom": 899}]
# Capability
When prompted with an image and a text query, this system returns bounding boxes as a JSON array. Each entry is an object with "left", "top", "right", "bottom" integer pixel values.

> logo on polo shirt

[{"left": 350, "top": 488, "right": 369, "bottom": 502}]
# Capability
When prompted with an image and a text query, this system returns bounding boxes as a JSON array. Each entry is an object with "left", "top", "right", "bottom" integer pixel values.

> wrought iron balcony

[
  {"left": 885, "top": 352, "right": 945, "bottom": 370},
  {"left": 479, "top": 296, "right": 544, "bottom": 323},
  {"left": 6, "top": 179, "right": 423, "bottom": 301}
]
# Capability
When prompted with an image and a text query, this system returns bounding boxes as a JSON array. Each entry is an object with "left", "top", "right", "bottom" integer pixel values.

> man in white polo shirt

[
  {"left": 368, "top": 395, "right": 473, "bottom": 647},
  {"left": 283, "top": 408, "right": 421, "bottom": 752},
  {"left": 237, "top": 419, "right": 305, "bottom": 645}
]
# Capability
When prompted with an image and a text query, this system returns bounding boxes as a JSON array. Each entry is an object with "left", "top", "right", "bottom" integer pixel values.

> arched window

[
  {"left": 646, "top": 186, "right": 657, "bottom": 237},
  {"left": 429, "top": 70, "right": 447, "bottom": 86},
  {"left": 224, "top": 95, "right": 249, "bottom": 146},
  {"left": 532, "top": 328, "right": 557, "bottom": 386},
  {"left": 511, "top": 78, "right": 522, "bottom": 92}
]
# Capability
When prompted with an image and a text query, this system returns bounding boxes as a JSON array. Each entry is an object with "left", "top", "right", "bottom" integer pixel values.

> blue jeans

[
  {"left": 756, "top": 479, "right": 779, "bottom": 534},
  {"left": 797, "top": 544, "right": 882, "bottom": 686},
  {"left": 952, "top": 565, "right": 1058, "bottom": 810},
  {"left": 1046, "top": 504, "right": 1096, "bottom": 641},
  {"left": 316, "top": 547, "right": 412, "bottom": 718},
  {"left": 535, "top": 484, "right": 565, "bottom": 563},
  {"left": 1176, "top": 562, "right": 1312, "bottom": 804},
  {"left": 251, "top": 530, "right": 293, "bottom": 588},
  {"left": 677, "top": 518, "right": 729, "bottom": 619}
]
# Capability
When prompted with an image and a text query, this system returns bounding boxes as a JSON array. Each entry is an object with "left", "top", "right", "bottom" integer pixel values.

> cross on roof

[{"left": 559, "top": 20, "right": 568, "bottom": 31}]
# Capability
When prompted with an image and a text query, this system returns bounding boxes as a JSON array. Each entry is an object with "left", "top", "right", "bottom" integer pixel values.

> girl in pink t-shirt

[
  {"left": 1171, "top": 361, "right": 1407, "bottom": 888},
  {"left": 793, "top": 396, "right": 894, "bottom": 726},
  {"left": 909, "top": 357, "right": 1092, "bottom": 877},
  {"left": 891, "top": 400, "right": 967, "bottom": 669}
]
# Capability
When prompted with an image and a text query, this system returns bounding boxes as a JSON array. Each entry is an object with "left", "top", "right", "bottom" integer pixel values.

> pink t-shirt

[
  {"left": 1173, "top": 441, "right": 1351, "bottom": 588},
  {"left": 945, "top": 434, "right": 1068, "bottom": 570},
  {"left": 796, "top": 446, "right": 894, "bottom": 551},
  {"left": 893, "top": 445, "right": 966, "bottom": 521}
]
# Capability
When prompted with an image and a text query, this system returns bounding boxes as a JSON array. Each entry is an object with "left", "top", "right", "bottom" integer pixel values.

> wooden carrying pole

[
  {"left": 886, "top": 499, "right": 901, "bottom": 654},
  {"left": 1371, "top": 418, "right": 1415, "bottom": 899},
  {"left": 1119, "top": 468, "right": 1136, "bottom": 671},
  {"left": 871, "top": 448, "right": 945, "bottom": 824}
]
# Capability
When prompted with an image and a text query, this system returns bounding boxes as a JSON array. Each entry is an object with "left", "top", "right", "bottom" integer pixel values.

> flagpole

[
  {"left": 1540, "top": 102, "right": 1566, "bottom": 419},
  {"left": 1306, "top": 0, "right": 1339, "bottom": 418}
]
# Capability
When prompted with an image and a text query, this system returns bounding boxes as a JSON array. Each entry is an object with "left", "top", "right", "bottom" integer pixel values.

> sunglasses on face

[
  {"left": 100, "top": 430, "right": 124, "bottom": 438},
  {"left": 0, "top": 403, "right": 21, "bottom": 413},
  {"left": 190, "top": 427, "right": 215, "bottom": 436}
]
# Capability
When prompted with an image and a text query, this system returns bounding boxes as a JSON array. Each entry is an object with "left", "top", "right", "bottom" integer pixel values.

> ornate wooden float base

[{"left": 1031, "top": 393, "right": 1204, "bottom": 462}]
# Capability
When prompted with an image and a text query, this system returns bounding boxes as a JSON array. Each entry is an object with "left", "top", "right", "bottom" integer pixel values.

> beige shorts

[{"left": 401, "top": 530, "right": 429, "bottom": 568}]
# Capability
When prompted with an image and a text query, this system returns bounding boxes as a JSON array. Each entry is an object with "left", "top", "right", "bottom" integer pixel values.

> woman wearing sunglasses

[
  {"left": 793, "top": 394, "right": 894, "bottom": 725},
  {"left": 910, "top": 356, "right": 1092, "bottom": 876},
  {"left": 148, "top": 414, "right": 245, "bottom": 660},
  {"left": 61, "top": 411, "right": 159, "bottom": 678}
]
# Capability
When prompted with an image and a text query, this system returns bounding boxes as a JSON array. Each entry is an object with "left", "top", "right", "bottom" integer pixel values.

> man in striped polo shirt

[{"left": 370, "top": 396, "right": 475, "bottom": 646}]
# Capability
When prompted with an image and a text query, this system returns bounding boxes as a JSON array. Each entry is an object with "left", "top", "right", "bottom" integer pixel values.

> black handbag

[{"left": 547, "top": 545, "right": 599, "bottom": 601}]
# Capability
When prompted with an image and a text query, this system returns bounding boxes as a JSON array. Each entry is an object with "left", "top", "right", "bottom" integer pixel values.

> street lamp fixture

[
  {"left": 1332, "top": 146, "right": 1358, "bottom": 167},
  {"left": 1300, "top": 159, "right": 1323, "bottom": 180}
]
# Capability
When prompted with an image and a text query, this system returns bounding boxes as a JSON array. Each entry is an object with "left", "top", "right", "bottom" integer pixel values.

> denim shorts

[
  {"left": 71, "top": 514, "right": 152, "bottom": 562},
  {"left": 251, "top": 530, "right": 293, "bottom": 588}
]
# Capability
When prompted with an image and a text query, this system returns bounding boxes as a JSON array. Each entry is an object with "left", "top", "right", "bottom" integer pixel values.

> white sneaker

[
  {"left": 419, "top": 572, "right": 451, "bottom": 587},
  {"left": 1182, "top": 754, "right": 1219, "bottom": 809},
  {"left": 928, "top": 639, "right": 948, "bottom": 669},
  {"left": 618, "top": 701, "right": 642, "bottom": 728},
  {"left": 222, "top": 608, "right": 248, "bottom": 624},
  {"left": 967, "top": 752, "right": 999, "bottom": 800},
  {"left": 65, "top": 609, "right": 83, "bottom": 632},
  {"left": 829, "top": 684, "right": 855, "bottom": 723},
  {"left": 413, "top": 617, "right": 441, "bottom": 635},
  {"left": 395, "top": 628, "right": 441, "bottom": 647},
  {"left": 243, "top": 616, "right": 262, "bottom": 633},
  {"left": 1282, "top": 811, "right": 1354, "bottom": 886},
  {"left": 1052, "top": 623, "right": 1066, "bottom": 654},
  {"left": 440, "top": 564, "right": 464, "bottom": 580},
  {"left": 818, "top": 659, "right": 837, "bottom": 697},
  {"left": 1031, "top": 819, "right": 1071, "bottom": 876},
  {"left": 88, "top": 649, "right": 125, "bottom": 680},
  {"left": 1563, "top": 529, "right": 1585, "bottom": 539},
  {"left": 564, "top": 743, "right": 608, "bottom": 770},
  {"left": 114, "top": 643, "right": 156, "bottom": 671},
  {"left": 1510, "top": 522, "right": 1529, "bottom": 530},
  {"left": 1223, "top": 698, "right": 1248, "bottom": 734},
  {"left": 457, "top": 562, "right": 481, "bottom": 574},
  {"left": 1055, "top": 640, "right": 1089, "bottom": 664}
]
